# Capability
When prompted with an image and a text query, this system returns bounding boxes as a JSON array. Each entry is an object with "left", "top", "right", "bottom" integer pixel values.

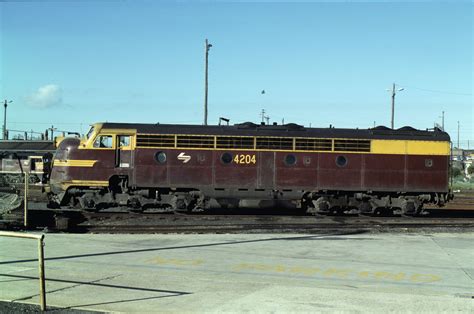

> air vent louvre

[
  {"left": 136, "top": 134, "right": 175, "bottom": 148},
  {"left": 334, "top": 139, "right": 370, "bottom": 152},
  {"left": 176, "top": 135, "right": 214, "bottom": 148},
  {"left": 216, "top": 136, "right": 254, "bottom": 149},
  {"left": 256, "top": 137, "right": 293, "bottom": 150},
  {"left": 295, "top": 138, "right": 332, "bottom": 151}
]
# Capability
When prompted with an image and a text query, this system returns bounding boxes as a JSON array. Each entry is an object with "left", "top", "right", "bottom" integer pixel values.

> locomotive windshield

[{"left": 86, "top": 126, "right": 95, "bottom": 140}]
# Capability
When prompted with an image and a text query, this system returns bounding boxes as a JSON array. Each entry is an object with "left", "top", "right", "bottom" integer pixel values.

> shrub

[{"left": 451, "top": 167, "right": 462, "bottom": 178}]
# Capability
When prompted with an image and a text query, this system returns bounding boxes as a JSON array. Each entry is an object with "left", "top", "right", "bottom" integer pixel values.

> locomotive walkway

[{"left": 0, "top": 232, "right": 472, "bottom": 312}]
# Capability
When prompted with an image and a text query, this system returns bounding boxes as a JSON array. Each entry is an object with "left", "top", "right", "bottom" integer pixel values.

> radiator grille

[
  {"left": 295, "top": 138, "right": 332, "bottom": 151},
  {"left": 176, "top": 135, "right": 214, "bottom": 148},
  {"left": 256, "top": 137, "right": 293, "bottom": 150},
  {"left": 334, "top": 139, "right": 371, "bottom": 152},
  {"left": 216, "top": 136, "right": 254, "bottom": 149},
  {"left": 136, "top": 134, "right": 175, "bottom": 148}
]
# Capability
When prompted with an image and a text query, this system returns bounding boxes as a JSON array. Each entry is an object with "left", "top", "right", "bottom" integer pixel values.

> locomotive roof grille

[
  {"left": 295, "top": 138, "right": 332, "bottom": 151},
  {"left": 177, "top": 135, "right": 214, "bottom": 148},
  {"left": 136, "top": 134, "right": 175, "bottom": 148},
  {"left": 334, "top": 139, "right": 371, "bottom": 152},
  {"left": 256, "top": 137, "right": 293, "bottom": 150},
  {"left": 216, "top": 136, "right": 254, "bottom": 149}
]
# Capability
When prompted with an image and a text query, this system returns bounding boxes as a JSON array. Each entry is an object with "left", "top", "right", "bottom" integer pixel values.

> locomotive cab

[{"left": 49, "top": 123, "right": 137, "bottom": 206}]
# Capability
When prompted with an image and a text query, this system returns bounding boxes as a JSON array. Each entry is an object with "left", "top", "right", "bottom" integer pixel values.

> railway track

[
  {"left": 2, "top": 200, "right": 474, "bottom": 233},
  {"left": 73, "top": 212, "right": 474, "bottom": 234}
]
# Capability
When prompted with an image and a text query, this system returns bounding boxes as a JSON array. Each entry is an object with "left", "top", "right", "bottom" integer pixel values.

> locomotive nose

[{"left": 48, "top": 137, "right": 81, "bottom": 198}]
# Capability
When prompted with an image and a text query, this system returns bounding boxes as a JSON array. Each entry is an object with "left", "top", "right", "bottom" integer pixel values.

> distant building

[
  {"left": 451, "top": 148, "right": 464, "bottom": 161},
  {"left": 464, "top": 151, "right": 474, "bottom": 160},
  {"left": 450, "top": 148, "right": 474, "bottom": 177},
  {"left": 465, "top": 159, "right": 473, "bottom": 178}
]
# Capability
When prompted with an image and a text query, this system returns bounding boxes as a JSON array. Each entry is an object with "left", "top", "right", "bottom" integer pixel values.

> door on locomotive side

[
  {"left": 257, "top": 151, "right": 275, "bottom": 189},
  {"left": 92, "top": 134, "right": 116, "bottom": 171},
  {"left": 115, "top": 135, "right": 134, "bottom": 169}
]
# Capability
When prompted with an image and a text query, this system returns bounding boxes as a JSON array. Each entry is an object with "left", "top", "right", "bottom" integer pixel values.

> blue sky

[{"left": 0, "top": 1, "right": 472, "bottom": 147}]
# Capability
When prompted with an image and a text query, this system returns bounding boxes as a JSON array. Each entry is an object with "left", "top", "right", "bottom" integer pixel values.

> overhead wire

[{"left": 398, "top": 84, "right": 472, "bottom": 96}]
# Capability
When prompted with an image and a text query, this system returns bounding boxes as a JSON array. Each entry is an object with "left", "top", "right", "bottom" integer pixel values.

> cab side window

[
  {"left": 118, "top": 135, "right": 131, "bottom": 148},
  {"left": 93, "top": 135, "right": 113, "bottom": 148}
]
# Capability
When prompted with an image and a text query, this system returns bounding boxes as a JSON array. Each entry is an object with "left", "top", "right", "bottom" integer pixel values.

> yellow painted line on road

[
  {"left": 145, "top": 257, "right": 442, "bottom": 284},
  {"left": 232, "top": 263, "right": 442, "bottom": 283},
  {"left": 146, "top": 256, "right": 204, "bottom": 266}
]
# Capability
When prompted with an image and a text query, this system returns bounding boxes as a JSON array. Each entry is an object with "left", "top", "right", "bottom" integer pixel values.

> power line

[
  {"left": 10, "top": 121, "right": 88, "bottom": 125},
  {"left": 398, "top": 84, "right": 471, "bottom": 96}
]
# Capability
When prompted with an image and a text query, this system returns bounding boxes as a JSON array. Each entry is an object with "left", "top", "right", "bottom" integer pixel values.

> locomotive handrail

[{"left": 0, "top": 231, "right": 46, "bottom": 311}]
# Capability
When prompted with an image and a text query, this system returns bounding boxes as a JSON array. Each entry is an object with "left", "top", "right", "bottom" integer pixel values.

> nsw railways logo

[{"left": 177, "top": 152, "right": 191, "bottom": 163}]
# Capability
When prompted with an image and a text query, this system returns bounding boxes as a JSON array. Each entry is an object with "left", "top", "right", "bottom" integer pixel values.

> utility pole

[
  {"left": 260, "top": 109, "right": 270, "bottom": 124},
  {"left": 388, "top": 83, "right": 404, "bottom": 129},
  {"left": 204, "top": 39, "right": 212, "bottom": 126},
  {"left": 457, "top": 121, "right": 460, "bottom": 148},
  {"left": 441, "top": 111, "right": 445, "bottom": 131},
  {"left": 3, "top": 99, "right": 12, "bottom": 140},
  {"left": 260, "top": 90, "right": 268, "bottom": 124},
  {"left": 49, "top": 125, "right": 57, "bottom": 140}
]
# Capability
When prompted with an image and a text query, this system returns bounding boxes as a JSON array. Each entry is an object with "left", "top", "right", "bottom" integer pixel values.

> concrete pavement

[{"left": 0, "top": 231, "right": 473, "bottom": 312}]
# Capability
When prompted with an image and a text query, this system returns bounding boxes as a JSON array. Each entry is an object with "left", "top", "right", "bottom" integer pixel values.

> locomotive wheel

[
  {"left": 401, "top": 200, "right": 422, "bottom": 217},
  {"left": 78, "top": 194, "right": 98, "bottom": 211},
  {"left": 312, "top": 197, "right": 331, "bottom": 215},
  {"left": 323, "top": 206, "right": 344, "bottom": 216},
  {"left": 359, "top": 202, "right": 374, "bottom": 215},
  {"left": 78, "top": 198, "right": 92, "bottom": 210},
  {"left": 127, "top": 197, "right": 143, "bottom": 211}
]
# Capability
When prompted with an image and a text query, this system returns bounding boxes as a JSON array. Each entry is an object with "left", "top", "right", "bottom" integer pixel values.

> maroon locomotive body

[{"left": 49, "top": 122, "right": 451, "bottom": 215}]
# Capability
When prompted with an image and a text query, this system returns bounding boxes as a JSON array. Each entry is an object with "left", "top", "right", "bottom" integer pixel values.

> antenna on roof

[{"left": 219, "top": 117, "right": 230, "bottom": 126}]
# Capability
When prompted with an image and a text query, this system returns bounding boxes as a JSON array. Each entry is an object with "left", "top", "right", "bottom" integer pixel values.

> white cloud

[{"left": 26, "top": 84, "right": 63, "bottom": 108}]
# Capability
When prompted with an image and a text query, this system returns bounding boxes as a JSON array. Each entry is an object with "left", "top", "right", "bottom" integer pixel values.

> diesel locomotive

[{"left": 48, "top": 122, "right": 452, "bottom": 215}]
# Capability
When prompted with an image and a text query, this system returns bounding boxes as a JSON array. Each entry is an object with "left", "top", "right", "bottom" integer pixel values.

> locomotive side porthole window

[
  {"left": 155, "top": 151, "right": 167, "bottom": 164},
  {"left": 221, "top": 152, "right": 233, "bottom": 164},
  {"left": 425, "top": 159, "right": 433, "bottom": 168},
  {"left": 336, "top": 155, "right": 347, "bottom": 167},
  {"left": 284, "top": 154, "right": 297, "bottom": 166},
  {"left": 93, "top": 135, "right": 113, "bottom": 148}
]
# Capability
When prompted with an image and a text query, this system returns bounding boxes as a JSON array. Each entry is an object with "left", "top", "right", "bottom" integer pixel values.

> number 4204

[{"left": 234, "top": 154, "right": 257, "bottom": 164}]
